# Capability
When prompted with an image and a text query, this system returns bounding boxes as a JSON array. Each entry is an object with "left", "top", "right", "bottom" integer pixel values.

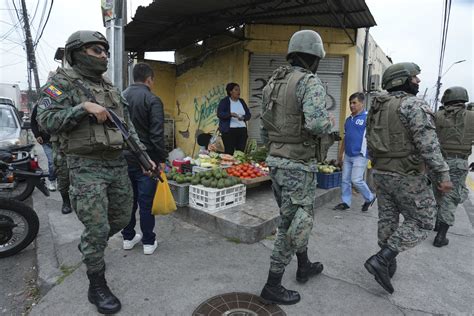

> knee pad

[{"left": 287, "top": 208, "right": 314, "bottom": 249}]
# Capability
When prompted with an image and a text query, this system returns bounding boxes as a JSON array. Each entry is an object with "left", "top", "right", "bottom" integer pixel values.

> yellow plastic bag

[{"left": 151, "top": 172, "right": 177, "bottom": 215}]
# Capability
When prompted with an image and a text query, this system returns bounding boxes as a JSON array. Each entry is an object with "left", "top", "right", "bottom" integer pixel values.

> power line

[
  {"left": 34, "top": 0, "right": 53, "bottom": 47},
  {"left": 29, "top": 0, "right": 40, "bottom": 24},
  {"left": 0, "top": 60, "right": 24, "bottom": 68},
  {"left": 4, "top": 0, "right": 23, "bottom": 42},
  {"left": 34, "top": 0, "right": 48, "bottom": 43},
  {"left": 433, "top": 0, "right": 452, "bottom": 111},
  {"left": 0, "top": 44, "right": 25, "bottom": 58}
]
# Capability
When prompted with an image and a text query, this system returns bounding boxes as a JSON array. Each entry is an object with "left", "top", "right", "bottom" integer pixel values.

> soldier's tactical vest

[
  {"left": 367, "top": 92, "right": 424, "bottom": 174},
  {"left": 436, "top": 105, "right": 474, "bottom": 157},
  {"left": 261, "top": 66, "right": 318, "bottom": 161},
  {"left": 57, "top": 68, "right": 124, "bottom": 159}
]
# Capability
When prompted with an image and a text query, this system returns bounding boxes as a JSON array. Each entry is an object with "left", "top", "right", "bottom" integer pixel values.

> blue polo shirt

[{"left": 344, "top": 111, "right": 368, "bottom": 157}]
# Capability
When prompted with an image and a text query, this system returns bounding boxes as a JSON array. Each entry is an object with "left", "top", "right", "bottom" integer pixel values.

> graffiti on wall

[{"left": 193, "top": 84, "right": 226, "bottom": 131}]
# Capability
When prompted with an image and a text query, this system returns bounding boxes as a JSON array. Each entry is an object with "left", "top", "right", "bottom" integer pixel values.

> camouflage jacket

[
  {"left": 37, "top": 67, "right": 143, "bottom": 162},
  {"left": 261, "top": 66, "right": 333, "bottom": 171}
]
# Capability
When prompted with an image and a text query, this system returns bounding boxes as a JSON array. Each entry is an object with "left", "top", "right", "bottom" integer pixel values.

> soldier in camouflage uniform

[
  {"left": 432, "top": 87, "right": 473, "bottom": 247},
  {"left": 37, "top": 31, "right": 149, "bottom": 314},
  {"left": 365, "top": 62, "right": 453, "bottom": 294},
  {"left": 259, "top": 30, "right": 333, "bottom": 305}
]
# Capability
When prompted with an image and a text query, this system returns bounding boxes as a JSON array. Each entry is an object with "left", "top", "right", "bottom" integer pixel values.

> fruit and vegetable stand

[{"left": 165, "top": 145, "right": 270, "bottom": 212}]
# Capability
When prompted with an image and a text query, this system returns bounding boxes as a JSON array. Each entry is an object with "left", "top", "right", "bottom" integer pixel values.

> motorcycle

[
  {"left": 0, "top": 198, "right": 39, "bottom": 258},
  {"left": 0, "top": 145, "right": 50, "bottom": 200}
]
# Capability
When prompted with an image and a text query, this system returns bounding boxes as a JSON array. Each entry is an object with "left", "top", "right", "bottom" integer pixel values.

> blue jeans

[
  {"left": 341, "top": 154, "right": 374, "bottom": 206},
  {"left": 121, "top": 164, "right": 157, "bottom": 245},
  {"left": 42, "top": 143, "right": 56, "bottom": 181}
]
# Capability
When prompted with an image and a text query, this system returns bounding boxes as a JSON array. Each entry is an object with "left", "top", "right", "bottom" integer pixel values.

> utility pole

[
  {"left": 105, "top": 0, "right": 126, "bottom": 90},
  {"left": 20, "top": 0, "right": 41, "bottom": 95},
  {"left": 433, "top": 60, "right": 466, "bottom": 112}
]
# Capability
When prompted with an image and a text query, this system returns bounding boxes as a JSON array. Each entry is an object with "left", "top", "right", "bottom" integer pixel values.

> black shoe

[
  {"left": 433, "top": 222, "right": 450, "bottom": 247},
  {"left": 260, "top": 271, "right": 300, "bottom": 305},
  {"left": 296, "top": 248, "right": 324, "bottom": 283},
  {"left": 364, "top": 247, "right": 398, "bottom": 294},
  {"left": 60, "top": 192, "right": 72, "bottom": 214},
  {"left": 333, "top": 203, "right": 350, "bottom": 210},
  {"left": 361, "top": 197, "right": 376, "bottom": 212},
  {"left": 433, "top": 220, "right": 440, "bottom": 232},
  {"left": 388, "top": 258, "right": 397, "bottom": 278},
  {"left": 87, "top": 268, "right": 121, "bottom": 314}
]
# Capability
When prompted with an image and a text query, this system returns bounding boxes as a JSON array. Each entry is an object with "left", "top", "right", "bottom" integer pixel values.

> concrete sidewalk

[{"left": 30, "top": 183, "right": 474, "bottom": 315}]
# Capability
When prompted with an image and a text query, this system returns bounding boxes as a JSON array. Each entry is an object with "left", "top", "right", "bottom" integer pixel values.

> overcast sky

[{"left": 0, "top": 0, "right": 472, "bottom": 106}]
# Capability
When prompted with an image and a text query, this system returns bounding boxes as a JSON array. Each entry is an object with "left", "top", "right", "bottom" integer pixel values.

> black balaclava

[
  {"left": 387, "top": 78, "right": 419, "bottom": 96},
  {"left": 71, "top": 50, "right": 107, "bottom": 80},
  {"left": 288, "top": 52, "right": 321, "bottom": 74}
]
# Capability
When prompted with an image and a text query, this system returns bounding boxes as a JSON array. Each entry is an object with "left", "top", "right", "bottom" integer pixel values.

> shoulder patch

[
  {"left": 44, "top": 85, "right": 63, "bottom": 99},
  {"left": 39, "top": 97, "right": 52, "bottom": 109}
]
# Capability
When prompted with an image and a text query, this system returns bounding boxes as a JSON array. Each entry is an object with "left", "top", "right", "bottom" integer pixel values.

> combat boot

[
  {"left": 296, "top": 248, "right": 324, "bottom": 283},
  {"left": 87, "top": 268, "right": 121, "bottom": 314},
  {"left": 364, "top": 247, "right": 398, "bottom": 294},
  {"left": 388, "top": 258, "right": 397, "bottom": 278},
  {"left": 260, "top": 270, "right": 300, "bottom": 305},
  {"left": 433, "top": 220, "right": 440, "bottom": 232},
  {"left": 60, "top": 192, "right": 72, "bottom": 214},
  {"left": 433, "top": 222, "right": 449, "bottom": 247}
]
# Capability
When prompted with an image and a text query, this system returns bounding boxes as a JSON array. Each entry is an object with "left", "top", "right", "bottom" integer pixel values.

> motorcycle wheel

[
  {"left": 0, "top": 198, "right": 39, "bottom": 258},
  {"left": 0, "top": 178, "right": 35, "bottom": 201}
]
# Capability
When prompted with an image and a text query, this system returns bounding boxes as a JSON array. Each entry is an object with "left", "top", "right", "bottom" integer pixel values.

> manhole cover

[{"left": 193, "top": 292, "right": 285, "bottom": 316}]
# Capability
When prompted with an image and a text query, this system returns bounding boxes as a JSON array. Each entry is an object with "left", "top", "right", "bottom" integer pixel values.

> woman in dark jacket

[{"left": 217, "top": 82, "right": 251, "bottom": 154}]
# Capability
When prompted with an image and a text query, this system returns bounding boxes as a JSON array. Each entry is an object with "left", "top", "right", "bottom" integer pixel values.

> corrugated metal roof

[{"left": 125, "top": 0, "right": 376, "bottom": 52}]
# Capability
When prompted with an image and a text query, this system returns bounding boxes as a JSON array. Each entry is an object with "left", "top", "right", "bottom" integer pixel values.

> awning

[{"left": 125, "top": 0, "right": 376, "bottom": 52}]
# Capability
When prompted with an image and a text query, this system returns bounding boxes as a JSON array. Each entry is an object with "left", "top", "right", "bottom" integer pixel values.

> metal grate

[{"left": 193, "top": 292, "right": 285, "bottom": 316}]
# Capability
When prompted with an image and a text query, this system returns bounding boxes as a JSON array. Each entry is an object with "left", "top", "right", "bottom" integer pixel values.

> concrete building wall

[{"left": 366, "top": 33, "right": 392, "bottom": 92}]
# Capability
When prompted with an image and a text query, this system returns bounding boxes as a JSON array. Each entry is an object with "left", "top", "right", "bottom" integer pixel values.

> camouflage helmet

[
  {"left": 287, "top": 30, "right": 326, "bottom": 60},
  {"left": 382, "top": 62, "right": 420, "bottom": 90},
  {"left": 65, "top": 30, "right": 109, "bottom": 65},
  {"left": 441, "top": 86, "right": 469, "bottom": 104}
]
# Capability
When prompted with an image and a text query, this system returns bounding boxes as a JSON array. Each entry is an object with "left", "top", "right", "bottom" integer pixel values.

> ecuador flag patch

[{"left": 44, "top": 85, "right": 63, "bottom": 99}]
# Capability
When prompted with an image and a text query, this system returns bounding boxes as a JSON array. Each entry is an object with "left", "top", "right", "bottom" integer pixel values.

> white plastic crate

[
  {"left": 168, "top": 181, "right": 190, "bottom": 207},
  {"left": 189, "top": 184, "right": 246, "bottom": 213},
  {"left": 192, "top": 165, "right": 231, "bottom": 174},
  {"left": 192, "top": 166, "right": 213, "bottom": 174}
]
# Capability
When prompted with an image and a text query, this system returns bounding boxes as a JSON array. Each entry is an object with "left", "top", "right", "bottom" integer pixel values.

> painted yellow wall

[
  {"left": 143, "top": 60, "right": 177, "bottom": 117},
  {"left": 173, "top": 44, "right": 246, "bottom": 156}
]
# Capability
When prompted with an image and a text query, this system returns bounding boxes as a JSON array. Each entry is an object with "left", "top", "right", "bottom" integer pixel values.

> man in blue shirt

[{"left": 334, "top": 92, "right": 375, "bottom": 211}]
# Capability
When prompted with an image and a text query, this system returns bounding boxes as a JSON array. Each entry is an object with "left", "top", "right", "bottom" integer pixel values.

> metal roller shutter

[{"left": 248, "top": 53, "right": 344, "bottom": 160}]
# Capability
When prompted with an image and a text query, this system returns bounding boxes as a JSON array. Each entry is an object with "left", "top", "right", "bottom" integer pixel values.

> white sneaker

[
  {"left": 123, "top": 233, "right": 142, "bottom": 250},
  {"left": 143, "top": 241, "right": 158, "bottom": 255},
  {"left": 48, "top": 180, "right": 57, "bottom": 191}
]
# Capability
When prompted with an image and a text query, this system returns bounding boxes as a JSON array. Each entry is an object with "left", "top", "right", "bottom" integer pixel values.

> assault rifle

[
  {"left": 72, "top": 79, "right": 162, "bottom": 182},
  {"left": 105, "top": 110, "right": 163, "bottom": 182}
]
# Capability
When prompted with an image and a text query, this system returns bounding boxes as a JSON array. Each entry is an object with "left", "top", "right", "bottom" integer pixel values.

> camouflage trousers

[
  {"left": 68, "top": 157, "right": 132, "bottom": 273},
  {"left": 52, "top": 142, "right": 70, "bottom": 195},
  {"left": 434, "top": 158, "right": 469, "bottom": 226},
  {"left": 374, "top": 172, "right": 436, "bottom": 252},
  {"left": 269, "top": 167, "right": 317, "bottom": 274}
]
